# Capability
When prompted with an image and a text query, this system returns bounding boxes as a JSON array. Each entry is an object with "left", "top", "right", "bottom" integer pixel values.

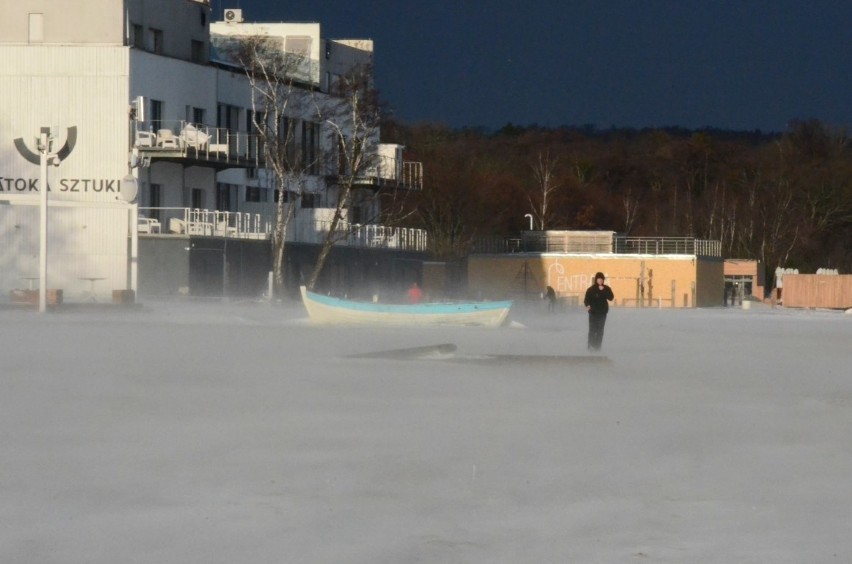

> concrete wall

[
  {"left": 138, "top": 235, "right": 190, "bottom": 296},
  {"left": 282, "top": 244, "right": 423, "bottom": 301},
  {"left": 468, "top": 254, "right": 724, "bottom": 308},
  {"left": 138, "top": 235, "right": 273, "bottom": 298}
]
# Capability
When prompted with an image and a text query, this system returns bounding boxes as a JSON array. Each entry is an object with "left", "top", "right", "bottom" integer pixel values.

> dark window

[
  {"left": 148, "top": 28, "right": 163, "bottom": 54},
  {"left": 301, "top": 121, "right": 320, "bottom": 174},
  {"left": 217, "top": 104, "right": 241, "bottom": 133},
  {"left": 191, "top": 188, "right": 204, "bottom": 209},
  {"left": 301, "top": 192, "right": 316, "bottom": 209},
  {"left": 216, "top": 183, "right": 232, "bottom": 211},
  {"left": 149, "top": 184, "right": 162, "bottom": 221},
  {"left": 192, "top": 107, "right": 205, "bottom": 127},
  {"left": 245, "top": 187, "right": 261, "bottom": 202},
  {"left": 191, "top": 40, "right": 205, "bottom": 64},
  {"left": 131, "top": 24, "right": 144, "bottom": 49},
  {"left": 275, "top": 190, "right": 302, "bottom": 203},
  {"left": 150, "top": 99, "right": 164, "bottom": 131}
]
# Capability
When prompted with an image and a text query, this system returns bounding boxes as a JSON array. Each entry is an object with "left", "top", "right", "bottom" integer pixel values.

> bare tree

[
  {"left": 218, "top": 34, "right": 319, "bottom": 296},
  {"left": 524, "top": 150, "right": 562, "bottom": 230},
  {"left": 305, "top": 63, "right": 383, "bottom": 290}
]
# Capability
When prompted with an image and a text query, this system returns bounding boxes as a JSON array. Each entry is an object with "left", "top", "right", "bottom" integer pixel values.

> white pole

[
  {"left": 38, "top": 133, "right": 49, "bottom": 313},
  {"left": 524, "top": 213, "right": 533, "bottom": 231},
  {"left": 130, "top": 204, "right": 138, "bottom": 292}
]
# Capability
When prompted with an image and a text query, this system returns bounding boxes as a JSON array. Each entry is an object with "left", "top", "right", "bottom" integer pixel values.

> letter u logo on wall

[{"left": 13, "top": 126, "right": 78, "bottom": 164}]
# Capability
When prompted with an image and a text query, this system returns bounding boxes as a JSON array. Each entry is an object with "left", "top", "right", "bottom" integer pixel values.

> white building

[{"left": 0, "top": 0, "right": 423, "bottom": 302}]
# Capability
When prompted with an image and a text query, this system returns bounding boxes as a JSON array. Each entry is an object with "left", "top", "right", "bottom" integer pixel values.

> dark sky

[{"left": 213, "top": 0, "right": 852, "bottom": 132}]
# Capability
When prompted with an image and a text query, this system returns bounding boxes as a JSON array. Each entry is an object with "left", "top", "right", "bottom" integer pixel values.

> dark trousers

[{"left": 587, "top": 312, "right": 607, "bottom": 351}]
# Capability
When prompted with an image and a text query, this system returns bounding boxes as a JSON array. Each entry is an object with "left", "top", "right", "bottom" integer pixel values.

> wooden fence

[{"left": 781, "top": 275, "right": 852, "bottom": 309}]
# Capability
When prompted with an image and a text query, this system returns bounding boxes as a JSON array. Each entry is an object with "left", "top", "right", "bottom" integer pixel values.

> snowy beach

[{"left": 2, "top": 300, "right": 851, "bottom": 563}]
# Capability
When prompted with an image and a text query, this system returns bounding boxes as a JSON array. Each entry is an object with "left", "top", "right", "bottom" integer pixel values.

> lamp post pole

[
  {"left": 37, "top": 132, "right": 58, "bottom": 313},
  {"left": 524, "top": 213, "right": 533, "bottom": 231}
]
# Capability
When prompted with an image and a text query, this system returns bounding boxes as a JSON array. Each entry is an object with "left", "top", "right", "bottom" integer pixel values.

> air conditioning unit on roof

[{"left": 224, "top": 8, "right": 243, "bottom": 23}]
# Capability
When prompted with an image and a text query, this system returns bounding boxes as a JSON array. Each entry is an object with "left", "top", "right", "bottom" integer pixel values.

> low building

[{"left": 467, "top": 232, "right": 724, "bottom": 308}]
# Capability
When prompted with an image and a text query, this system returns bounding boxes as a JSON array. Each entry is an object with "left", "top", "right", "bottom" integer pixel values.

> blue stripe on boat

[{"left": 306, "top": 290, "right": 512, "bottom": 315}]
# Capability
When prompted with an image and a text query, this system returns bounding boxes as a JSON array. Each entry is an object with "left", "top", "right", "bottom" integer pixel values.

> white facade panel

[
  {"left": 0, "top": 45, "right": 134, "bottom": 302},
  {"left": 0, "top": 46, "right": 130, "bottom": 203},
  {"left": 0, "top": 201, "right": 130, "bottom": 300}
]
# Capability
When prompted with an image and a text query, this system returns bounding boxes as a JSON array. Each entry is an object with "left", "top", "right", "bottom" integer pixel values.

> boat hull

[{"left": 300, "top": 287, "right": 512, "bottom": 327}]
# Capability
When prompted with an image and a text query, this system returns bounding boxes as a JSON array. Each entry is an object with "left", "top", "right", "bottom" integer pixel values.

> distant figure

[
  {"left": 583, "top": 272, "right": 614, "bottom": 352},
  {"left": 407, "top": 282, "right": 423, "bottom": 304},
  {"left": 545, "top": 286, "right": 557, "bottom": 313}
]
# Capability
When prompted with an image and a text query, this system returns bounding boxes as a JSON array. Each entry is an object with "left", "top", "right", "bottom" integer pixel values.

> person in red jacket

[
  {"left": 407, "top": 282, "right": 423, "bottom": 304},
  {"left": 583, "top": 272, "right": 614, "bottom": 351}
]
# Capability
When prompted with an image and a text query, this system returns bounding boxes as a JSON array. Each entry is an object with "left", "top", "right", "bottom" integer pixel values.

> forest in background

[{"left": 382, "top": 119, "right": 852, "bottom": 278}]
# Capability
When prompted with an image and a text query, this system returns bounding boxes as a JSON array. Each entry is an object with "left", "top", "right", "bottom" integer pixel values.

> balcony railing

[
  {"left": 304, "top": 221, "right": 428, "bottom": 252},
  {"left": 474, "top": 234, "right": 722, "bottom": 257},
  {"left": 133, "top": 121, "right": 264, "bottom": 168},
  {"left": 326, "top": 155, "right": 423, "bottom": 191},
  {"left": 137, "top": 207, "right": 428, "bottom": 252},
  {"left": 138, "top": 207, "right": 270, "bottom": 239},
  {"left": 613, "top": 237, "right": 721, "bottom": 257}
]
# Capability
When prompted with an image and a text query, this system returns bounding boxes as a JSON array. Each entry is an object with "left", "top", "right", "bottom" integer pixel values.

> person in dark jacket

[
  {"left": 545, "top": 285, "right": 557, "bottom": 313},
  {"left": 583, "top": 272, "right": 614, "bottom": 351}
]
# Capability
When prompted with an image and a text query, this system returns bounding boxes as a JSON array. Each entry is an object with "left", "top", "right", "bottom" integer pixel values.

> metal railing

[
  {"left": 613, "top": 237, "right": 721, "bottom": 257},
  {"left": 137, "top": 207, "right": 428, "bottom": 251},
  {"left": 326, "top": 155, "right": 423, "bottom": 191},
  {"left": 138, "top": 207, "right": 270, "bottom": 239},
  {"left": 291, "top": 217, "right": 427, "bottom": 252},
  {"left": 474, "top": 234, "right": 722, "bottom": 257},
  {"left": 343, "top": 223, "right": 428, "bottom": 252},
  {"left": 134, "top": 121, "right": 264, "bottom": 167}
]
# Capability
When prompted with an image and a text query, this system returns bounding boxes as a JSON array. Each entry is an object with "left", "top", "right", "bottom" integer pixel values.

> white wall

[{"left": 0, "top": 45, "right": 134, "bottom": 299}]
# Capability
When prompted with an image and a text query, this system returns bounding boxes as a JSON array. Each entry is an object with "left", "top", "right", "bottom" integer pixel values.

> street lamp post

[
  {"left": 37, "top": 130, "right": 61, "bottom": 313},
  {"left": 524, "top": 213, "right": 534, "bottom": 231}
]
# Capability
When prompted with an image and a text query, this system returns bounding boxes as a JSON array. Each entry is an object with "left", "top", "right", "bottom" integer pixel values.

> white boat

[{"left": 300, "top": 286, "right": 512, "bottom": 327}]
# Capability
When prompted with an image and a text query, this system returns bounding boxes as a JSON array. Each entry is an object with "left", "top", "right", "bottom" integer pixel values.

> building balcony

[
  {"left": 138, "top": 206, "right": 428, "bottom": 252},
  {"left": 133, "top": 121, "right": 263, "bottom": 171},
  {"left": 325, "top": 154, "right": 423, "bottom": 192},
  {"left": 138, "top": 207, "right": 270, "bottom": 239}
]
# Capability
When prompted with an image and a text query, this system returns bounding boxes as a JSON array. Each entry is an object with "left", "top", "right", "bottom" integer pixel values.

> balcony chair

[
  {"left": 157, "top": 129, "right": 180, "bottom": 149},
  {"left": 134, "top": 130, "right": 156, "bottom": 148},
  {"left": 180, "top": 124, "right": 210, "bottom": 150},
  {"left": 138, "top": 216, "right": 161, "bottom": 234}
]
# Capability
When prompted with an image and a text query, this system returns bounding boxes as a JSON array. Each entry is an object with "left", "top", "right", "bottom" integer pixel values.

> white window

[
  {"left": 285, "top": 36, "right": 311, "bottom": 57},
  {"left": 28, "top": 13, "right": 44, "bottom": 43}
]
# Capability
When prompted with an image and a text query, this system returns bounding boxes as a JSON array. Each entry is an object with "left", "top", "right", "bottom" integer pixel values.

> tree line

[{"left": 383, "top": 119, "right": 852, "bottom": 278}]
